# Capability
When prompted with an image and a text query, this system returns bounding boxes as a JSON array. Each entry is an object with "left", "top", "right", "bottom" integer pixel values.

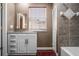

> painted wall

[
  {"left": 37, "top": 4, "right": 52, "bottom": 47},
  {"left": 7, "top": 3, "right": 16, "bottom": 32},
  {"left": 7, "top": 3, "right": 53, "bottom": 47}
]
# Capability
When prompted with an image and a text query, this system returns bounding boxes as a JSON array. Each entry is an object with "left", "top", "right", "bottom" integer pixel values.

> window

[{"left": 29, "top": 7, "right": 47, "bottom": 31}]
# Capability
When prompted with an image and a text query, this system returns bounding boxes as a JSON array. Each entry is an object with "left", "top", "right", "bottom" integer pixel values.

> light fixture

[
  {"left": 60, "top": 8, "right": 75, "bottom": 20},
  {"left": 64, "top": 8, "right": 75, "bottom": 19},
  {"left": 60, "top": 11, "right": 64, "bottom": 16}
]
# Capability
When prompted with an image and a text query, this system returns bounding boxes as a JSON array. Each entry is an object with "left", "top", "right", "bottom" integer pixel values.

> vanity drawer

[
  {"left": 9, "top": 49, "right": 16, "bottom": 53},
  {"left": 8, "top": 34, "right": 16, "bottom": 39}
]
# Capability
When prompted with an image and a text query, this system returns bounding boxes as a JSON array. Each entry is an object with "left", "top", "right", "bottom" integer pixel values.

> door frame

[
  {"left": 2, "top": 3, "right": 7, "bottom": 56},
  {"left": 52, "top": 3, "right": 57, "bottom": 52}
]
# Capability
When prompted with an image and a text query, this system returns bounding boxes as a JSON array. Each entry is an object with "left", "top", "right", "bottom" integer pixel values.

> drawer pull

[
  {"left": 10, "top": 35, "right": 16, "bottom": 39},
  {"left": 10, "top": 45, "right": 16, "bottom": 48},
  {"left": 25, "top": 39, "right": 28, "bottom": 44},
  {"left": 10, "top": 35, "right": 15, "bottom": 37},
  {"left": 10, "top": 40, "right": 16, "bottom": 43},
  {"left": 10, "top": 50, "right": 15, "bottom": 53}
]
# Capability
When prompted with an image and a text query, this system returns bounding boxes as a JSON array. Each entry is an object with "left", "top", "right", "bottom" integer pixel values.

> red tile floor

[{"left": 37, "top": 50, "right": 56, "bottom": 56}]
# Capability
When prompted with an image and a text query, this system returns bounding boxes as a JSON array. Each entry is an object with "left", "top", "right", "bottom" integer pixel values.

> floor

[{"left": 37, "top": 50, "right": 56, "bottom": 56}]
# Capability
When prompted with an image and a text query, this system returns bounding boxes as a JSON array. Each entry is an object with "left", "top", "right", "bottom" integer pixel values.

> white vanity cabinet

[{"left": 8, "top": 32, "right": 37, "bottom": 55}]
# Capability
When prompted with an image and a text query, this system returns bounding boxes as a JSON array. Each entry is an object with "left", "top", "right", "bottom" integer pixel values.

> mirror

[{"left": 16, "top": 13, "right": 27, "bottom": 31}]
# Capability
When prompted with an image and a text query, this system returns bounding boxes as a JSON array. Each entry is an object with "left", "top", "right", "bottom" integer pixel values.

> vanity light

[
  {"left": 60, "top": 8, "right": 79, "bottom": 20},
  {"left": 76, "top": 12, "right": 79, "bottom": 16},
  {"left": 10, "top": 25, "right": 14, "bottom": 29},
  {"left": 60, "top": 8, "right": 75, "bottom": 20},
  {"left": 60, "top": 11, "right": 64, "bottom": 16}
]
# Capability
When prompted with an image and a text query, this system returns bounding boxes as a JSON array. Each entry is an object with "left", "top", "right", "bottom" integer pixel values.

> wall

[
  {"left": 15, "top": 3, "right": 53, "bottom": 47},
  {"left": 7, "top": 3, "right": 16, "bottom": 32},
  {"left": 37, "top": 4, "right": 52, "bottom": 47},
  {"left": 7, "top": 3, "right": 53, "bottom": 47},
  {"left": 57, "top": 3, "right": 79, "bottom": 54}
]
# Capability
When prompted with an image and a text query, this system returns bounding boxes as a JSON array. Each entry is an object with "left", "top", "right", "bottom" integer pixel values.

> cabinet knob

[
  {"left": 10, "top": 40, "right": 16, "bottom": 43},
  {"left": 10, "top": 45, "right": 16, "bottom": 48},
  {"left": 10, "top": 50, "right": 15, "bottom": 53},
  {"left": 25, "top": 39, "right": 28, "bottom": 44},
  {"left": 10, "top": 35, "right": 15, "bottom": 37}
]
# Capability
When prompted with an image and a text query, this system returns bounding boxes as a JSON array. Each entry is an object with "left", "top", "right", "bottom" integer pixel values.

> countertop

[{"left": 8, "top": 31, "right": 37, "bottom": 34}]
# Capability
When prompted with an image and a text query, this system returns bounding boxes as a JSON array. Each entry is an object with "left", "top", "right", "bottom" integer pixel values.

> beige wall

[
  {"left": 37, "top": 4, "right": 52, "bottom": 47},
  {"left": 7, "top": 3, "right": 53, "bottom": 47},
  {"left": 7, "top": 3, "right": 16, "bottom": 32}
]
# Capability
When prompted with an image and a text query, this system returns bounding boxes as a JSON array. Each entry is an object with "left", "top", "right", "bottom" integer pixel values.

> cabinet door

[
  {"left": 26, "top": 34, "right": 37, "bottom": 53},
  {"left": 16, "top": 34, "right": 37, "bottom": 54},
  {"left": 16, "top": 34, "right": 28, "bottom": 53}
]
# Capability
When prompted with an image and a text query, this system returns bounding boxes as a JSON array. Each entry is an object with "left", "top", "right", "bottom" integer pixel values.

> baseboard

[
  {"left": 8, "top": 53, "right": 36, "bottom": 56},
  {"left": 37, "top": 47, "right": 53, "bottom": 50}
]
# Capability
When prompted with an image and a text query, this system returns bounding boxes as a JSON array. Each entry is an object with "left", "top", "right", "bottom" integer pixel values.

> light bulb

[{"left": 60, "top": 11, "right": 64, "bottom": 16}]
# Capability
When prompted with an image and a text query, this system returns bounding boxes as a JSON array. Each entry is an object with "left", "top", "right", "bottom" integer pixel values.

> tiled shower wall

[{"left": 57, "top": 3, "right": 79, "bottom": 53}]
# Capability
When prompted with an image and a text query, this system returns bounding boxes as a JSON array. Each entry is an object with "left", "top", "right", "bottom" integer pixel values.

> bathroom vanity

[
  {"left": 7, "top": 3, "right": 48, "bottom": 56},
  {"left": 7, "top": 32, "right": 37, "bottom": 55}
]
